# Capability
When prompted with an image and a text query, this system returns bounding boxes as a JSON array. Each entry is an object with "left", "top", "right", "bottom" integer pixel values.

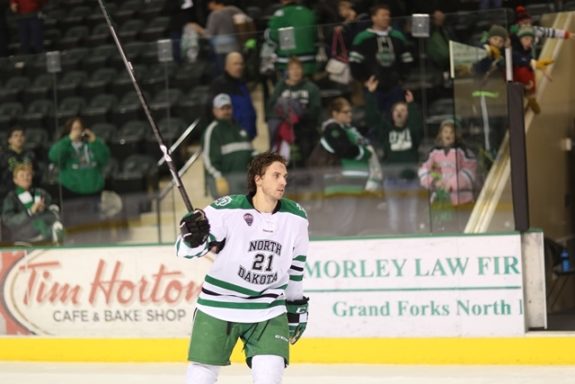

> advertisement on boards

[
  {"left": 0, "top": 247, "right": 211, "bottom": 336},
  {"left": 0, "top": 234, "right": 525, "bottom": 337},
  {"left": 304, "top": 235, "right": 525, "bottom": 337}
]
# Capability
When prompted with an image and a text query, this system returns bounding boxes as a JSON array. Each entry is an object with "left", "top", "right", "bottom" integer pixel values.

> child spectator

[
  {"left": 418, "top": 119, "right": 478, "bottom": 231},
  {"left": 472, "top": 24, "right": 509, "bottom": 159},
  {"left": 0, "top": 126, "right": 39, "bottom": 201},
  {"left": 510, "top": 6, "right": 575, "bottom": 49},
  {"left": 512, "top": 25, "right": 553, "bottom": 114},
  {"left": 2, "top": 164, "right": 64, "bottom": 244}
]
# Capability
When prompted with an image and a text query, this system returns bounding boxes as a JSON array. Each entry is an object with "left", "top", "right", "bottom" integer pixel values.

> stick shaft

[{"left": 96, "top": 0, "right": 194, "bottom": 212}]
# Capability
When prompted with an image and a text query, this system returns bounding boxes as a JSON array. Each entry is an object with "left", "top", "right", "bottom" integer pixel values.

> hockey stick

[{"left": 96, "top": 0, "right": 194, "bottom": 212}]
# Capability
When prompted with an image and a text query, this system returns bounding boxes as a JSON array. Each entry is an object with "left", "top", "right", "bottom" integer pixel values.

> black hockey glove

[
  {"left": 179, "top": 209, "right": 210, "bottom": 248},
  {"left": 287, "top": 297, "right": 309, "bottom": 344}
]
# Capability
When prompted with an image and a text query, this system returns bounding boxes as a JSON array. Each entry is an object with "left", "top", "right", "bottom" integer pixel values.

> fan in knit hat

[
  {"left": 488, "top": 25, "right": 508, "bottom": 40},
  {"left": 517, "top": 25, "right": 535, "bottom": 39}
]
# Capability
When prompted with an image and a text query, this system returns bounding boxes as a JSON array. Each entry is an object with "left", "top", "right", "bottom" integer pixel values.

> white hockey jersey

[{"left": 176, "top": 194, "right": 309, "bottom": 323}]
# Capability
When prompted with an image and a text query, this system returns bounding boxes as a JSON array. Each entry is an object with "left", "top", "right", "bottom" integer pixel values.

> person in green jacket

[
  {"left": 202, "top": 93, "right": 255, "bottom": 198},
  {"left": 267, "top": 0, "right": 317, "bottom": 76},
  {"left": 48, "top": 116, "right": 110, "bottom": 227}
]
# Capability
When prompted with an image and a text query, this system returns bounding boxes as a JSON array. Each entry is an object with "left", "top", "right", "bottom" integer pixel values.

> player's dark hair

[{"left": 247, "top": 152, "right": 287, "bottom": 195}]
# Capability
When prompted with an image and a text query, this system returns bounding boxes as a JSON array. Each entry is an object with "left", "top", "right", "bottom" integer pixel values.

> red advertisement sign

[{"left": 0, "top": 246, "right": 211, "bottom": 336}]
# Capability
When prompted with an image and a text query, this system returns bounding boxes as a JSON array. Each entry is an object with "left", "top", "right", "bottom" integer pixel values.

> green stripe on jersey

[
  {"left": 205, "top": 275, "right": 262, "bottom": 296},
  {"left": 198, "top": 298, "right": 286, "bottom": 309},
  {"left": 293, "top": 255, "right": 306, "bottom": 262},
  {"left": 289, "top": 275, "right": 303, "bottom": 281}
]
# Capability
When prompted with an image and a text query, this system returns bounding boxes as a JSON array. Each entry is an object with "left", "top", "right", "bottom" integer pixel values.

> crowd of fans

[{"left": 0, "top": 0, "right": 572, "bottom": 244}]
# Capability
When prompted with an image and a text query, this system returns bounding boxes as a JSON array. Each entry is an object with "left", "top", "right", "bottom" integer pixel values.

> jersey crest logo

[
  {"left": 214, "top": 196, "right": 232, "bottom": 207},
  {"left": 243, "top": 213, "right": 254, "bottom": 226}
]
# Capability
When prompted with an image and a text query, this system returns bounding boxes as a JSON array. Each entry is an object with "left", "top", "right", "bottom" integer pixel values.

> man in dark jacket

[
  {"left": 349, "top": 4, "right": 413, "bottom": 115},
  {"left": 207, "top": 52, "right": 257, "bottom": 140}
]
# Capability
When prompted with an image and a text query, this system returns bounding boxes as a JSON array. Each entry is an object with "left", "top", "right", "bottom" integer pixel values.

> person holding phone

[{"left": 48, "top": 117, "right": 110, "bottom": 228}]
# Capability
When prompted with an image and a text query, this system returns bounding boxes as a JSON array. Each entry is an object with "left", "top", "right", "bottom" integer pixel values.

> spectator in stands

[
  {"left": 307, "top": 96, "right": 382, "bottom": 235},
  {"left": 510, "top": 5, "right": 575, "bottom": 50},
  {"left": 365, "top": 75, "right": 423, "bottom": 233},
  {"left": 267, "top": 0, "right": 318, "bottom": 76},
  {"left": 0, "top": 126, "right": 39, "bottom": 202},
  {"left": 10, "top": 0, "right": 45, "bottom": 54},
  {"left": 267, "top": 57, "right": 321, "bottom": 168},
  {"left": 48, "top": 117, "right": 109, "bottom": 227},
  {"left": 190, "top": 0, "right": 249, "bottom": 76},
  {"left": 472, "top": 24, "right": 508, "bottom": 160},
  {"left": 349, "top": 4, "right": 413, "bottom": 115},
  {"left": 203, "top": 93, "right": 255, "bottom": 198},
  {"left": 335, "top": 0, "right": 370, "bottom": 49},
  {"left": 0, "top": 0, "right": 9, "bottom": 57},
  {"left": 418, "top": 119, "right": 477, "bottom": 232},
  {"left": 426, "top": 9, "right": 452, "bottom": 84},
  {"left": 365, "top": 76, "right": 421, "bottom": 167},
  {"left": 2, "top": 164, "right": 64, "bottom": 244},
  {"left": 208, "top": 51, "right": 257, "bottom": 140},
  {"left": 512, "top": 25, "right": 554, "bottom": 114},
  {"left": 165, "top": 0, "right": 196, "bottom": 62}
]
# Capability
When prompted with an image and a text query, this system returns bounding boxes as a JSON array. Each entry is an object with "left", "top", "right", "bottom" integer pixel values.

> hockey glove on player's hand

[
  {"left": 179, "top": 209, "right": 210, "bottom": 248},
  {"left": 286, "top": 297, "right": 309, "bottom": 344}
]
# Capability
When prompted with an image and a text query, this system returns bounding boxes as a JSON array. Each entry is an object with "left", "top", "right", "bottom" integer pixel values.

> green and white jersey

[{"left": 176, "top": 194, "right": 309, "bottom": 323}]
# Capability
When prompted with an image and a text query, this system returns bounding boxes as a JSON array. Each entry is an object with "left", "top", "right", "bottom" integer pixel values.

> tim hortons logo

[{"left": 10, "top": 259, "right": 202, "bottom": 306}]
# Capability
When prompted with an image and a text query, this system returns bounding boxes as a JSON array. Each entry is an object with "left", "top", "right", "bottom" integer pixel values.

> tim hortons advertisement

[
  {"left": 0, "top": 247, "right": 212, "bottom": 336},
  {"left": 0, "top": 234, "right": 525, "bottom": 337}
]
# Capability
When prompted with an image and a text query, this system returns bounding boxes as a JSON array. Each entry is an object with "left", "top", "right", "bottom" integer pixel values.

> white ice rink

[{"left": 1, "top": 363, "right": 575, "bottom": 384}]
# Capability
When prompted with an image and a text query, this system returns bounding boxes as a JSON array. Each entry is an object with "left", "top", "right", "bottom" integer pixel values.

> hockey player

[{"left": 176, "top": 151, "right": 309, "bottom": 384}]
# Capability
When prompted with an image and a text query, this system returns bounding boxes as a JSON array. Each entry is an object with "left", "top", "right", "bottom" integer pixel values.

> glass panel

[{"left": 7, "top": 5, "right": 566, "bottom": 245}]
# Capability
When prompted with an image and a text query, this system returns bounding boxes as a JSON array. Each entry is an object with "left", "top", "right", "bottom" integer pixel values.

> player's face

[{"left": 256, "top": 161, "right": 287, "bottom": 201}]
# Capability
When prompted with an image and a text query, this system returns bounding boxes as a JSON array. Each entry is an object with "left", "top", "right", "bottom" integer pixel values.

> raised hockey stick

[{"left": 96, "top": 0, "right": 194, "bottom": 212}]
